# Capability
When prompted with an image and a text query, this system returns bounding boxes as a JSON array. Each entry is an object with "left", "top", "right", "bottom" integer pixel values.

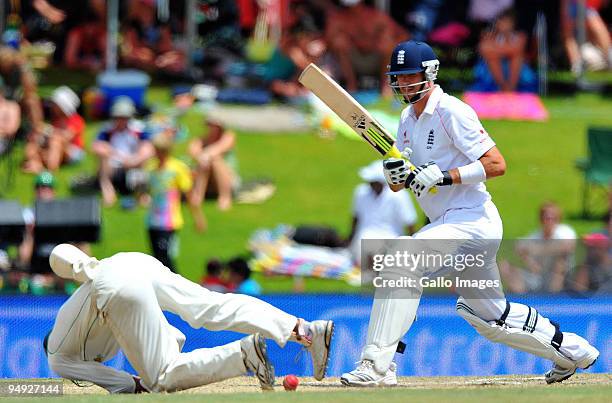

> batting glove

[
  {"left": 406, "top": 162, "right": 444, "bottom": 197},
  {"left": 383, "top": 158, "right": 412, "bottom": 186}
]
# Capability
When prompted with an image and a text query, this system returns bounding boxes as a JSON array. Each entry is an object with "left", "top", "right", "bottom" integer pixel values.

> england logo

[{"left": 397, "top": 50, "right": 405, "bottom": 65}]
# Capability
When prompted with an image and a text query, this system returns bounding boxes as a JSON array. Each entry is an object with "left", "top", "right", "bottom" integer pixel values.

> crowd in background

[{"left": 0, "top": 0, "right": 611, "bottom": 295}]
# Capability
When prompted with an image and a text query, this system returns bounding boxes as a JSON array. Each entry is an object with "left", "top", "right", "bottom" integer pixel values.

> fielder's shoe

[
  {"left": 340, "top": 360, "right": 397, "bottom": 387},
  {"left": 545, "top": 345, "right": 599, "bottom": 384},
  {"left": 307, "top": 320, "right": 334, "bottom": 381},
  {"left": 241, "top": 333, "right": 275, "bottom": 390}
]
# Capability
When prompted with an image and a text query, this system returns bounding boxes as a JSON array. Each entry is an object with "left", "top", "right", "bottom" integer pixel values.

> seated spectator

[
  {"left": 92, "top": 97, "right": 154, "bottom": 206},
  {"left": 146, "top": 131, "right": 192, "bottom": 273},
  {"left": 227, "top": 257, "right": 261, "bottom": 296},
  {"left": 573, "top": 233, "right": 612, "bottom": 293},
  {"left": 561, "top": 0, "right": 611, "bottom": 75},
  {"left": 474, "top": 8, "right": 536, "bottom": 92},
  {"left": 201, "top": 258, "right": 229, "bottom": 293},
  {"left": 64, "top": 9, "right": 106, "bottom": 71},
  {"left": 0, "top": 94, "right": 21, "bottom": 156},
  {"left": 346, "top": 160, "right": 417, "bottom": 266},
  {"left": 187, "top": 117, "right": 238, "bottom": 232},
  {"left": 267, "top": 21, "right": 327, "bottom": 99},
  {"left": 23, "top": 86, "right": 85, "bottom": 172},
  {"left": 325, "top": 0, "right": 408, "bottom": 96},
  {"left": 500, "top": 202, "right": 577, "bottom": 293},
  {"left": 0, "top": 46, "right": 44, "bottom": 160},
  {"left": 120, "top": 0, "right": 185, "bottom": 74}
]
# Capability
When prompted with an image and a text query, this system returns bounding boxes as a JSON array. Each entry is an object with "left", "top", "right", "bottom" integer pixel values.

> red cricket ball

[{"left": 283, "top": 374, "right": 299, "bottom": 391}]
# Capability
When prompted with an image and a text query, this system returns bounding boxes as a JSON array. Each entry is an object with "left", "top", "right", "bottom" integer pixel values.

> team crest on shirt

[{"left": 426, "top": 129, "right": 435, "bottom": 149}]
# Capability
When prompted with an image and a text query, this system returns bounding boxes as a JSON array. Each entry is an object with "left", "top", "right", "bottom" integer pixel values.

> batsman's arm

[{"left": 446, "top": 146, "right": 506, "bottom": 185}]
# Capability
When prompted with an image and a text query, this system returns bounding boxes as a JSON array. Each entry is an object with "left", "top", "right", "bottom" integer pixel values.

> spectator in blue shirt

[
  {"left": 227, "top": 257, "right": 261, "bottom": 296},
  {"left": 92, "top": 97, "right": 154, "bottom": 206}
]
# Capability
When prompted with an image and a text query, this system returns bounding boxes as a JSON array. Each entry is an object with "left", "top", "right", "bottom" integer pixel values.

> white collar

[{"left": 422, "top": 85, "right": 443, "bottom": 116}]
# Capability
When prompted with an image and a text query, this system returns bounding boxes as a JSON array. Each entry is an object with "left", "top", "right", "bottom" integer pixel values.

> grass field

[
  {"left": 2, "top": 83, "right": 612, "bottom": 291},
  {"left": 2, "top": 374, "right": 611, "bottom": 402}
]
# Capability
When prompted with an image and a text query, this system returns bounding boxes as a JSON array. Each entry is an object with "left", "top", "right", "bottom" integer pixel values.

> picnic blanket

[
  {"left": 463, "top": 92, "right": 549, "bottom": 121},
  {"left": 249, "top": 225, "right": 360, "bottom": 285}
]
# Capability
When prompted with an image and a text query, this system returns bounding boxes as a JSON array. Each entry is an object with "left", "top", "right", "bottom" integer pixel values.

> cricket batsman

[
  {"left": 340, "top": 40, "right": 599, "bottom": 386},
  {"left": 45, "top": 244, "right": 333, "bottom": 393}
]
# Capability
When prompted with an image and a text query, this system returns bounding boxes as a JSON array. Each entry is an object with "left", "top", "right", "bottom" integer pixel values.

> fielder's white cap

[
  {"left": 359, "top": 160, "right": 386, "bottom": 183},
  {"left": 340, "top": 0, "right": 361, "bottom": 6},
  {"left": 51, "top": 86, "right": 80, "bottom": 116},
  {"left": 49, "top": 244, "right": 99, "bottom": 282},
  {"left": 110, "top": 96, "right": 136, "bottom": 118}
]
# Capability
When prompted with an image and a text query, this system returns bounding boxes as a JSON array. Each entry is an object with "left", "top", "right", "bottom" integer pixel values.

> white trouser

[
  {"left": 361, "top": 201, "right": 595, "bottom": 373},
  {"left": 92, "top": 260, "right": 297, "bottom": 392}
]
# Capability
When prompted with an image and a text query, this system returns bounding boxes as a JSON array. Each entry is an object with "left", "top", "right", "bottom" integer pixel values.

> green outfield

[
  {"left": 2, "top": 83, "right": 612, "bottom": 291},
  {"left": 2, "top": 375, "right": 611, "bottom": 403}
]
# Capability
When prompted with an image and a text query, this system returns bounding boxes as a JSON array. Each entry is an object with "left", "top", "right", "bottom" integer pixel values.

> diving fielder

[
  {"left": 341, "top": 40, "right": 599, "bottom": 386},
  {"left": 45, "top": 244, "right": 333, "bottom": 393}
]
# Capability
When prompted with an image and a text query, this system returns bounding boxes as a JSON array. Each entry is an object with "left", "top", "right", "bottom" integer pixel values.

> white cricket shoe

[
  {"left": 307, "top": 320, "right": 334, "bottom": 381},
  {"left": 241, "top": 333, "right": 275, "bottom": 390},
  {"left": 545, "top": 345, "right": 599, "bottom": 384},
  {"left": 340, "top": 360, "right": 397, "bottom": 387}
]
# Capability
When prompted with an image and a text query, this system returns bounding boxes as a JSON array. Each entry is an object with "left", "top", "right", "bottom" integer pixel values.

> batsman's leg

[
  {"left": 341, "top": 256, "right": 422, "bottom": 387},
  {"left": 457, "top": 295, "right": 599, "bottom": 383}
]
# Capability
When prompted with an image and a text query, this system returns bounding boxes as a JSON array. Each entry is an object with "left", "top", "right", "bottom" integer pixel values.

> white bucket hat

[
  {"left": 51, "top": 86, "right": 80, "bottom": 116},
  {"left": 358, "top": 160, "right": 386, "bottom": 183},
  {"left": 110, "top": 96, "right": 136, "bottom": 118},
  {"left": 49, "top": 244, "right": 99, "bottom": 282}
]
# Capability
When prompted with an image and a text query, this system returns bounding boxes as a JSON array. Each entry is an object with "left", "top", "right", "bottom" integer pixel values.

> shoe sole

[
  {"left": 545, "top": 368, "right": 576, "bottom": 385},
  {"left": 546, "top": 355, "right": 599, "bottom": 385},
  {"left": 253, "top": 333, "right": 275, "bottom": 390},
  {"left": 315, "top": 321, "right": 334, "bottom": 381},
  {"left": 340, "top": 377, "right": 397, "bottom": 387}
]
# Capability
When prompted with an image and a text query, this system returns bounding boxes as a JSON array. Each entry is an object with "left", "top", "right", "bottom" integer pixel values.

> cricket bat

[{"left": 299, "top": 63, "right": 436, "bottom": 193}]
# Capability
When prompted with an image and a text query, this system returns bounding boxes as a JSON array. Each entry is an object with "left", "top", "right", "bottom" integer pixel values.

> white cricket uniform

[
  {"left": 350, "top": 184, "right": 417, "bottom": 263},
  {"left": 47, "top": 252, "right": 296, "bottom": 393},
  {"left": 360, "top": 86, "right": 596, "bottom": 374}
]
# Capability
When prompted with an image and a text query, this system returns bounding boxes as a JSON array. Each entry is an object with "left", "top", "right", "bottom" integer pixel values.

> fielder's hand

[{"left": 406, "top": 162, "right": 444, "bottom": 197}]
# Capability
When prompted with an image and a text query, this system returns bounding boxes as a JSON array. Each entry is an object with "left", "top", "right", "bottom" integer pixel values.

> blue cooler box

[{"left": 97, "top": 70, "right": 150, "bottom": 112}]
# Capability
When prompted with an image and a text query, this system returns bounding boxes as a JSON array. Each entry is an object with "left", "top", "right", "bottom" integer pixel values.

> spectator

[
  {"left": 346, "top": 160, "right": 417, "bottom": 265},
  {"left": 573, "top": 233, "right": 612, "bottom": 293},
  {"left": 0, "top": 92, "right": 21, "bottom": 156},
  {"left": 23, "top": 86, "right": 84, "bottom": 172},
  {"left": 92, "top": 97, "right": 154, "bottom": 206},
  {"left": 146, "top": 131, "right": 193, "bottom": 273},
  {"left": 188, "top": 117, "right": 238, "bottom": 232},
  {"left": 64, "top": 9, "right": 106, "bottom": 71},
  {"left": 267, "top": 17, "right": 328, "bottom": 99},
  {"left": 227, "top": 257, "right": 261, "bottom": 295},
  {"left": 201, "top": 258, "right": 229, "bottom": 293},
  {"left": 475, "top": 8, "right": 536, "bottom": 92},
  {"left": 561, "top": 0, "right": 611, "bottom": 75},
  {"left": 500, "top": 202, "right": 577, "bottom": 293},
  {"left": 120, "top": 0, "right": 185, "bottom": 74},
  {"left": 0, "top": 46, "right": 44, "bottom": 162},
  {"left": 325, "top": 0, "right": 408, "bottom": 96}
]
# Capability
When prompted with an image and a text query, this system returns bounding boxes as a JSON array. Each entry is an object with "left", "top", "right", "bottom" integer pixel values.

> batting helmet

[{"left": 387, "top": 40, "right": 439, "bottom": 104}]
